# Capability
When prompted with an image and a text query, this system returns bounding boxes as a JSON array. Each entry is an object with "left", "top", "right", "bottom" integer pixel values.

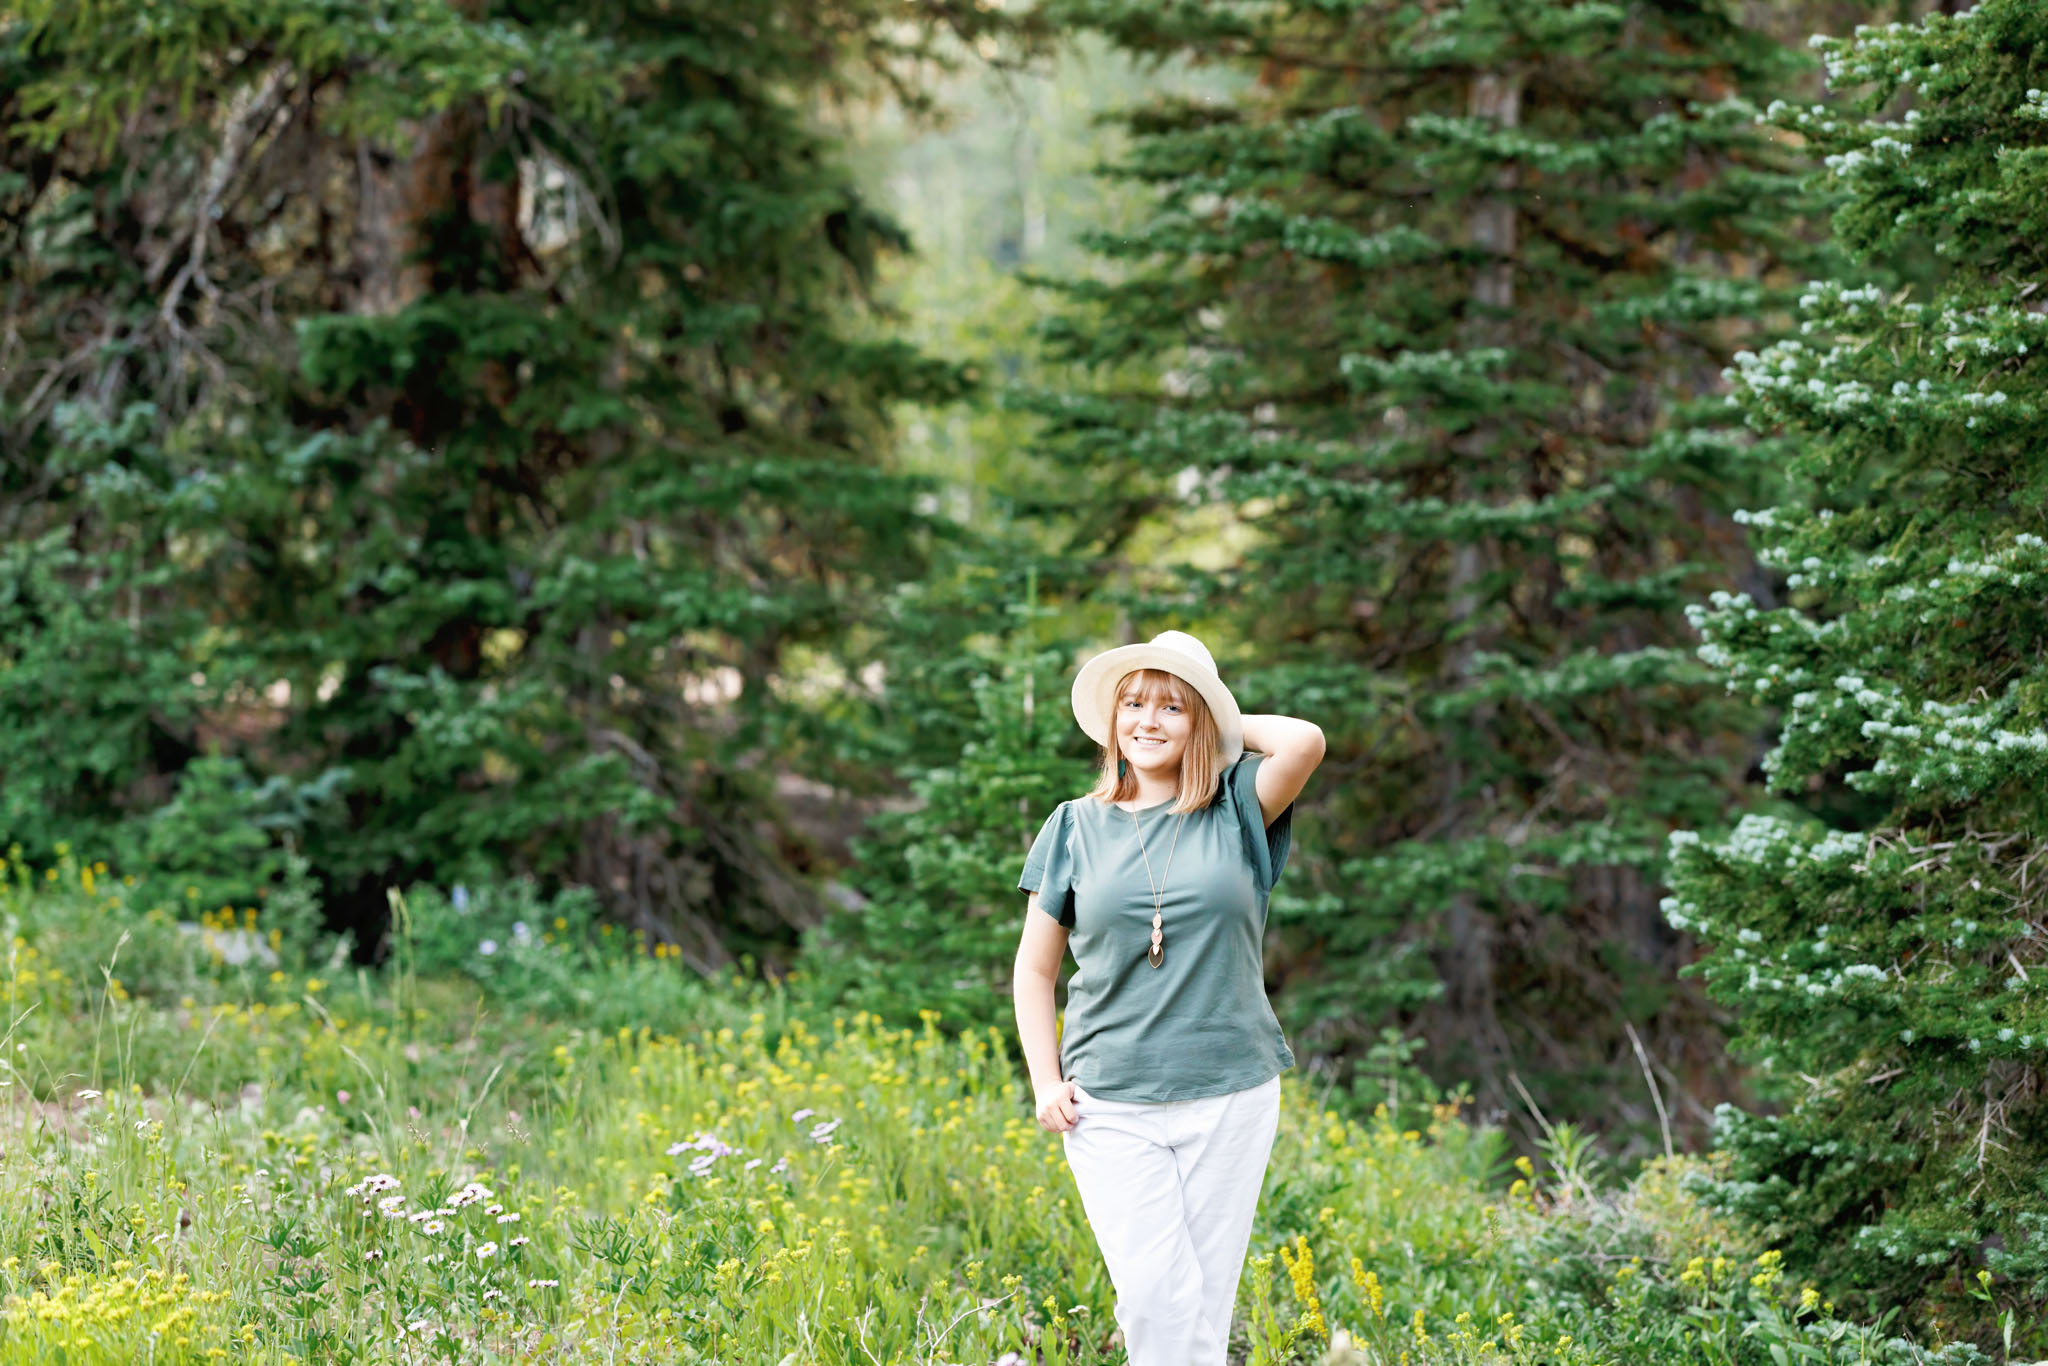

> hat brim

[{"left": 1070, "top": 644, "right": 1244, "bottom": 766}]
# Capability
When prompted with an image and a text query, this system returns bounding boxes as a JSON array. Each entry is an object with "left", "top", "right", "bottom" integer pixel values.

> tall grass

[{"left": 0, "top": 849, "right": 2028, "bottom": 1364}]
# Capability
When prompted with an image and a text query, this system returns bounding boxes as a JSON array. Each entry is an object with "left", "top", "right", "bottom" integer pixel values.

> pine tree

[
  {"left": 799, "top": 586, "right": 1094, "bottom": 1038},
  {"left": 1023, "top": 0, "right": 1823, "bottom": 1140},
  {"left": 0, "top": 2, "right": 1001, "bottom": 956},
  {"left": 1664, "top": 0, "right": 2048, "bottom": 1338}
]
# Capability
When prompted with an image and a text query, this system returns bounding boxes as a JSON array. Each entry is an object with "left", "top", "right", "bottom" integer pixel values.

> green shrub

[{"left": 800, "top": 645, "right": 1091, "bottom": 1041}]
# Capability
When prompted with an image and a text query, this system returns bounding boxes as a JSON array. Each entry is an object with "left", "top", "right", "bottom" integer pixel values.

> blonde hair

[{"left": 1080, "top": 667, "right": 1224, "bottom": 815}]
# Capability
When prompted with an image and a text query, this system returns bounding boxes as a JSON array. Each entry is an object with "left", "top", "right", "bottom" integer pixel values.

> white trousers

[{"left": 1059, "top": 1074, "right": 1282, "bottom": 1366}]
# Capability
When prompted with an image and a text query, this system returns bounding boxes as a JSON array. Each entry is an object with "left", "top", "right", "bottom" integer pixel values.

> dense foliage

[
  {"left": 799, "top": 611, "right": 1099, "bottom": 1040},
  {"left": 11, "top": 1, "right": 2048, "bottom": 1355},
  {"left": 1015, "top": 0, "right": 1832, "bottom": 1142},
  {"left": 1663, "top": 0, "right": 2048, "bottom": 1343},
  {"left": 0, "top": 850, "right": 2016, "bottom": 1365},
  {"left": 0, "top": 0, "right": 1002, "bottom": 959}
]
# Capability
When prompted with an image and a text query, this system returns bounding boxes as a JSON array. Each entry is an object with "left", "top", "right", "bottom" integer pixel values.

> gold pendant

[{"left": 1147, "top": 943, "right": 1163, "bottom": 969}]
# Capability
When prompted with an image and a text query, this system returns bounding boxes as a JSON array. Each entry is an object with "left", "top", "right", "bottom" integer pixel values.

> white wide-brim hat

[{"left": 1070, "top": 630, "right": 1244, "bottom": 767}]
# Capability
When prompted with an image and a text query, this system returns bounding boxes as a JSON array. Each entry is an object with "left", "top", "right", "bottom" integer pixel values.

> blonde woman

[{"left": 1013, "top": 630, "right": 1325, "bottom": 1366}]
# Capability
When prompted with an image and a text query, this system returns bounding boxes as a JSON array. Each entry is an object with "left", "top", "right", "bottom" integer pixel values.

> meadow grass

[{"left": 0, "top": 849, "right": 2022, "bottom": 1365}]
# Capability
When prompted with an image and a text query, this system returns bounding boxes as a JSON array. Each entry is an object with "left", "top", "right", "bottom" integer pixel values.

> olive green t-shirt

[{"left": 1017, "top": 751, "right": 1297, "bottom": 1102}]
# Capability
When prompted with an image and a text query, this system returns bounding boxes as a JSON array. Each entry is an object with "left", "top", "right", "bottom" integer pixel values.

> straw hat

[{"left": 1069, "top": 630, "right": 1244, "bottom": 766}]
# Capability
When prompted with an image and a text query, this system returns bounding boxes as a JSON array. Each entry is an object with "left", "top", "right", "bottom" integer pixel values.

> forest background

[{"left": 3, "top": 0, "right": 2046, "bottom": 1356}]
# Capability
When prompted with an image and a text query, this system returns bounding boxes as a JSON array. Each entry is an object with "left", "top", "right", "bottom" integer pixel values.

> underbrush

[{"left": 0, "top": 849, "right": 2038, "bottom": 1364}]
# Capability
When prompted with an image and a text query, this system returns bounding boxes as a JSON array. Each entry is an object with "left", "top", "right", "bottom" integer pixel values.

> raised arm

[{"left": 1239, "top": 713, "right": 1326, "bottom": 828}]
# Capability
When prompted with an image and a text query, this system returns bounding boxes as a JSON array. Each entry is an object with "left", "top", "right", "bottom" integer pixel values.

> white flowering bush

[
  {"left": 1665, "top": 0, "right": 2048, "bottom": 1346},
  {"left": 389, "top": 877, "right": 606, "bottom": 1008}
]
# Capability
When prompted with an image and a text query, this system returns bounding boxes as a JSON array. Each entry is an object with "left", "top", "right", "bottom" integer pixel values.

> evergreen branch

[{"left": 1169, "top": 38, "right": 1468, "bottom": 80}]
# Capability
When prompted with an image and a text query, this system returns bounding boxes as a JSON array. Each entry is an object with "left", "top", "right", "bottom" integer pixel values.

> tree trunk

[{"left": 1435, "top": 68, "right": 1526, "bottom": 1116}]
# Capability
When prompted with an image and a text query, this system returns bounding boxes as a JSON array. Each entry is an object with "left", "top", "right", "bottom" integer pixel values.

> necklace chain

[{"left": 1127, "top": 802, "right": 1190, "bottom": 969}]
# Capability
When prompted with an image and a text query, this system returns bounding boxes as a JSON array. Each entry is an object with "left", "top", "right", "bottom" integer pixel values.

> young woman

[{"left": 1012, "top": 629, "right": 1326, "bottom": 1366}]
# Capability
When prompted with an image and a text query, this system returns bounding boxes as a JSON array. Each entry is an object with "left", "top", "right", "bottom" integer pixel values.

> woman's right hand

[{"left": 1034, "top": 1078, "right": 1080, "bottom": 1133}]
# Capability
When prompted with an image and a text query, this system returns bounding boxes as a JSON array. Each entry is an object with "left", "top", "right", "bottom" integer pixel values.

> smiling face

[
  {"left": 1115, "top": 670, "right": 1196, "bottom": 777},
  {"left": 1088, "top": 666, "right": 1220, "bottom": 812}
]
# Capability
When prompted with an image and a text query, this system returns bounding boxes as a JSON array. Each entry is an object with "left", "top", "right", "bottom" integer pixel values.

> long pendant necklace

[{"left": 1128, "top": 803, "right": 1190, "bottom": 969}]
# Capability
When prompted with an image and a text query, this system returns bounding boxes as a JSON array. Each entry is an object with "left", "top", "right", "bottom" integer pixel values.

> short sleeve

[
  {"left": 1018, "top": 802, "right": 1077, "bottom": 928},
  {"left": 1228, "top": 753, "right": 1294, "bottom": 897}
]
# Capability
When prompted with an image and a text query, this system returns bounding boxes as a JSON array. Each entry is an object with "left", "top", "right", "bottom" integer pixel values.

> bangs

[{"left": 1117, "top": 668, "right": 1194, "bottom": 707}]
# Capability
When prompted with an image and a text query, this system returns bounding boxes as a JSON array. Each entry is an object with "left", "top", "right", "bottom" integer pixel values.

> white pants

[{"left": 1060, "top": 1074, "right": 1282, "bottom": 1366}]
